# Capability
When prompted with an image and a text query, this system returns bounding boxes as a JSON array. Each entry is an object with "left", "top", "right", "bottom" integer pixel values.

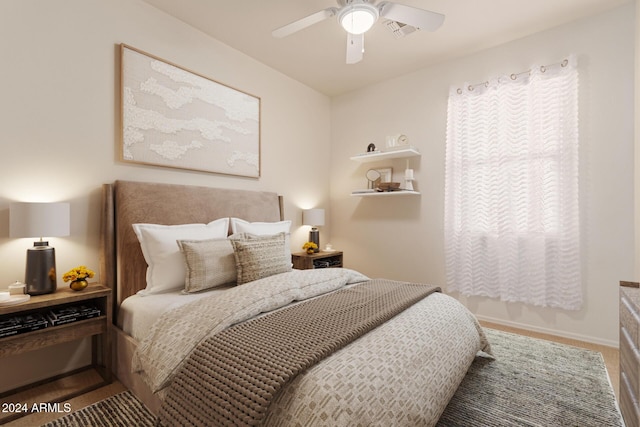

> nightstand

[
  {"left": 0, "top": 284, "right": 111, "bottom": 423},
  {"left": 292, "top": 251, "right": 343, "bottom": 270}
]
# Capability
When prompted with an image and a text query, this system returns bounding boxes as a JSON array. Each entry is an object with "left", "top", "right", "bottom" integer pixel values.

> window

[{"left": 444, "top": 57, "right": 581, "bottom": 309}]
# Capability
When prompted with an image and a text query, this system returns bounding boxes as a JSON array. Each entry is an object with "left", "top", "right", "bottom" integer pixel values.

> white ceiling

[{"left": 141, "top": 0, "right": 630, "bottom": 97}]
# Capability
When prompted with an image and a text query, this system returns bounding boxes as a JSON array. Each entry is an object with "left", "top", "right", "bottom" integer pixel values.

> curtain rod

[{"left": 456, "top": 58, "right": 570, "bottom": 94}]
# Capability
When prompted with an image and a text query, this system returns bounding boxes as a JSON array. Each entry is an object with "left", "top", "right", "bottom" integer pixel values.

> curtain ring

[
  {"left": 457, "top": 88, "right": 462, "bottom": 94},
  {"left": 561, "top": 59, "right": 568, "bottom": 67},
  {"left": 467, "top": 85, "right": 474, "bottom": 92},
  {"left": 510, "top": 74, "right": 517, "bottom": 80},
  {"left": 540, "top": 65, "right": 546, "bottom": 73},
  {"left": 484, "top": 81, "right": 489, "bottom": 88}
]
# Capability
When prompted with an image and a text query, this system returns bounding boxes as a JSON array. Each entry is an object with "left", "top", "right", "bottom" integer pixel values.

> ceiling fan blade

[
  {"left": 378, "top": 1, "right": 444, "bottom": 31},
  {"left": 346, "top": 33, "right": 364, "bottom": 64},
  {"left": 272, "top": 8, "right": 338, "bottom": 38}
]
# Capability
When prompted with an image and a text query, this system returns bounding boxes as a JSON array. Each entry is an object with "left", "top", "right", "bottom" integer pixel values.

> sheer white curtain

[{"left": 444, "top": 56, "right": 581, "bottom": 310}]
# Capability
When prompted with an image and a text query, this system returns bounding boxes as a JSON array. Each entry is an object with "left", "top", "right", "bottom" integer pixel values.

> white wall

[
  {"left": 331, "top": 4, "right": 635, "bottom": 346},
  {"left": 0, "top": 0, "right": 331, "bottom": 391}
]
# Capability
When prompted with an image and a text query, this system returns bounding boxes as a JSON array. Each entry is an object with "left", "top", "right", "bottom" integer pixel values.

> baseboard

[{"left": 476, "top": 315, "right": 619, "bottom": 349}]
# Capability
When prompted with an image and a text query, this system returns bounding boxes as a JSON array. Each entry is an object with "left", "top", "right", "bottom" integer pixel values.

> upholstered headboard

[{"left": 100, "top": 180, "right": 284, "bottom": 317}]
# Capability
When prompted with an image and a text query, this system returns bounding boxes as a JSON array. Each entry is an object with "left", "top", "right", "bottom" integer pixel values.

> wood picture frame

[{"left": 120, "top": 44, "right": 261, "bottom": 178}]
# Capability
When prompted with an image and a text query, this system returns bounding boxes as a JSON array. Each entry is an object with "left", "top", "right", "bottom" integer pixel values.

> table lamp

[
  {"left": 10, "top": 202, "right": 70, "bottom": 295},
  {"left": 302, "top": 208, "right": 325, "bottom": 253}
]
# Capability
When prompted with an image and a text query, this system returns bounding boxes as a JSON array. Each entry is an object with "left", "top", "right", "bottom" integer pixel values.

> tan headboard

[{"left": 99, "top": 180, "right": 284, "bottom": 318}]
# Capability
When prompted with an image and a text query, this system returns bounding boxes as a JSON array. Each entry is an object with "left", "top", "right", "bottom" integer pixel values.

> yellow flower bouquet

[
  {"left": 302, "top": 241, "right": 318, "bottom": 254},
  {"left": 63, "top": 265, "right": 95, "bottom": 291}
]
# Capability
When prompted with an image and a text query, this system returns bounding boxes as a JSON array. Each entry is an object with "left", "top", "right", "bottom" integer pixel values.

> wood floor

[{"left": 3, "top": 322, "right": 620, "bottom": 427}]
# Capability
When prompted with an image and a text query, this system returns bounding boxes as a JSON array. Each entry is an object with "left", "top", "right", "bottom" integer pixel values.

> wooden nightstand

[
  {"left": 292, "top": 251, "right": 343, "bottom": 270},
  {"left": 0, "top": 284, "right": 111, "bottom": 423}
]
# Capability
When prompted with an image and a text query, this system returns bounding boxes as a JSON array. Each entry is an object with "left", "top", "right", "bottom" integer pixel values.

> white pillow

[
  {"left": 230, "top": 218, "right": 292, "bottom": 261},
  {"left": 133, "top": 218, "right": 229, "bottom": 295},
  {"left": 230, "top": 218, "right": 292, "bottom": 235}
]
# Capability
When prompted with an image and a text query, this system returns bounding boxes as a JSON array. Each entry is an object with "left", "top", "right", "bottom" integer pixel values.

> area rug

[
  {"left": 437, "top": 328, "right": 623, "bottom": 426},
  {"left": 44, "top": 328, "right": 623, "bottom": 427},
  {"left": 42, "top": 390, "right": 154, "bottom": 427}
]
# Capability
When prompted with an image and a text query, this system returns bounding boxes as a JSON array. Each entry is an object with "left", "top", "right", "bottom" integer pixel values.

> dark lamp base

[
  {"left": 309, "top": 228, "right": 320, "bottom": 253},
  {"left": 25, "top": 244, "right": 57, "bottom": 295}
]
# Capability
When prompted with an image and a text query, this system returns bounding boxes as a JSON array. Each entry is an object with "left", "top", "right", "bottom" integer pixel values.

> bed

[{"left": 100, "top": 180, "right": 491, "bottom": 426}]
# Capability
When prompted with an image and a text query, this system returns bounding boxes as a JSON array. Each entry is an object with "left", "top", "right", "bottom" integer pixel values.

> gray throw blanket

[{"left": 157, "top": 279, "right": 440, "bottom": 426}]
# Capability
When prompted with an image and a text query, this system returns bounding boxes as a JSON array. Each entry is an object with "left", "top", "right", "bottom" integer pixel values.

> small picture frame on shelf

[
  {"left": 366, "top": 167, "right": 393, "bottom": 189},
  {"left": 375, "top": 167, "right": 393, "bottom": 183}
]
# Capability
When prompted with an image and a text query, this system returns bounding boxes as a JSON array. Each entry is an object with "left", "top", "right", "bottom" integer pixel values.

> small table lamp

[
  {"left": 10, "top": 202, "right": 70, "bottom": 295},
  {"left": 303, "top": 208, "right": 325, "bottom": 253}
]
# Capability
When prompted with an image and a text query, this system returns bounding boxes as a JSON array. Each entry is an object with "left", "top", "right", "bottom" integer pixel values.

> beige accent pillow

[
  {"left": 230, "top": 218, "right": 293, "bottom": 262},
  {"left": 230, "top": 232, "right": 292, "bottom": 285},
  {"left": 178, "top": 238, "right": 237, "bottom": 293}
]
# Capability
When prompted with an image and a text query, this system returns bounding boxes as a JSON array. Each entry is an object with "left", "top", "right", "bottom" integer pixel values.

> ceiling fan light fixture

[{"left": 339, "top": 3, "right": 379, "bottom": 35}]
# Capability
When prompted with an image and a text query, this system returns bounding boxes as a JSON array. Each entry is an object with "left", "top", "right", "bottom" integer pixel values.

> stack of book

[
  {"left": 0, "top": 313, "right": 48, "bottom": 338},
  {"left": 47, "top": 304, "right": 102, "bottom": 326}
]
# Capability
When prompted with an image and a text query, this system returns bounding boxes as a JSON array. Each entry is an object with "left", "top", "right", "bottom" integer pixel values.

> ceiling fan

[{"left": 272, "top": 0, "right": 444, "bottom": 64}]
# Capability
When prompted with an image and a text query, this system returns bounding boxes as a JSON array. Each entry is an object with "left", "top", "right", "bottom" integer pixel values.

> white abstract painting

[{"left": 121, "top": 45, "right": 260, "bottom": 177}]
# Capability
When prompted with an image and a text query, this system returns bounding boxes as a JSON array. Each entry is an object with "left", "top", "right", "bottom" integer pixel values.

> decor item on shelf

[
  {"left": 302, "top": 209, "right": 325, "bottom": 253},
  {"left": 386, "top": 135, "right": 397, "bottom": 149},
  {"left": 302, "top": 242, "right": 318, "bottom": 255},
  {"left": 63, "top": 265, "right": 95, "bottom": 291},
  {"left": 366, "top": 168, "right": 381, "bottom": 189},
  {"left": 404, "top": 170, "right": 414, "bottom": 191},
  {"left": 367, "top": 143, "right": 376, "bottom": 152},
  {"left": 366, "top": 167, "right": 392, "bottom": 190},
  {"left": 10, "top": 202, "right": 70, "bottom": 295},
  {"left": 384, "top": 134, "right": 409, "bottom": 152},
  {"left": 404, "top": 159, "right": 415, "bottom": 191},
  {"left": 377, "top": 182, "right": 401, "bottom": 191}
]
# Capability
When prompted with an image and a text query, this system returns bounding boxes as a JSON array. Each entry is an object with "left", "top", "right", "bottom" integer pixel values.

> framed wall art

[{"left": 120, "top": 44, "right": 261, "bottom": 177}]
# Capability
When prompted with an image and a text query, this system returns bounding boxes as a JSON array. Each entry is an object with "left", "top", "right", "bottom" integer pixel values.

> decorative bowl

[{"left": 377, "top": 182, "right": 401, "bottom": 191}]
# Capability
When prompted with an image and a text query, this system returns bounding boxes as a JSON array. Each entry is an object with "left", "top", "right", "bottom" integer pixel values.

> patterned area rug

[
  {"left": 438, "top": 328, "right": 623, "bottom": 426},
  {"left": 44, "top": 328, "right": 622, "bottom": 427},
  {"left": 42, "top": 390, "right": 154, "bottom": 427}
]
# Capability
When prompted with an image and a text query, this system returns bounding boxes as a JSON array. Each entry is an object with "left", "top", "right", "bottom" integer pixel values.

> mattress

[{"left": 117, "top": 285, "right": 234, "bottom": 341}]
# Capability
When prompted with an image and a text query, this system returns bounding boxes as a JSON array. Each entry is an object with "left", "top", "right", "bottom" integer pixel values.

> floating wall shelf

[
  {"left": 349, "top": 147, "right": 421, "bottom": 163},
  {"left": 350, "top": 190, "right": 421, "bottom": 197}
]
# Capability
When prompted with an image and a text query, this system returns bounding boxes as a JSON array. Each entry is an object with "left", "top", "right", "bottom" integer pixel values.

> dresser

[{"left": 620, "top": 282, "right": 640, "bottom": 427}]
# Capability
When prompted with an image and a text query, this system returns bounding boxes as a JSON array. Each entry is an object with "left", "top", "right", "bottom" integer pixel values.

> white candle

[
  {"left": 405, "top": 169, "right": 414, "bottom": 180},
  {"left": 8, "top": 282, "right": 25, "bottom": 295}
]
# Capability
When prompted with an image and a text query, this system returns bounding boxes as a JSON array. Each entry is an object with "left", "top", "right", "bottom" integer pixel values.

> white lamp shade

[
  {"left": 303, "top": 209, "right": 325, "bottom": 227},
  {"left": 10, "top": 202, "right": 70, "bottom": 238}
]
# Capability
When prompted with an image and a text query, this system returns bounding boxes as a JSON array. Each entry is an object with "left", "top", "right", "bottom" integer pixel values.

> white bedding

[
  {"left": 128, "top": 268, "right": 491, "bottom": 426},
  {"left": 118, "top": 285, "right": 234, "bottom": 340}
]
